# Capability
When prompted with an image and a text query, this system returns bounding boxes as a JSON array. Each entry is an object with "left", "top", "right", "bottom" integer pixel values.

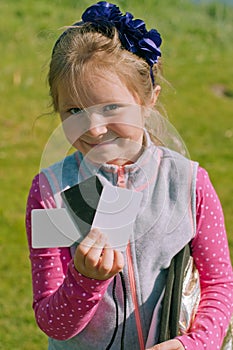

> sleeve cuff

[{"left": 68, "top": 259, "right": 113, "bottom": 294}]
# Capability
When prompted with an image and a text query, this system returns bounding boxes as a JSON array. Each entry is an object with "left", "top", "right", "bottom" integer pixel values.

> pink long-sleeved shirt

[{"left": 25, "top": 166, "right": 233, "bottom": 349}]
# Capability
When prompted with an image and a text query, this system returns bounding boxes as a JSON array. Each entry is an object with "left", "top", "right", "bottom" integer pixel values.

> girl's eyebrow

[
  {"left": 60, "top": 102, "right": 80, "bottom": 110},
  {"left": 63, "top": 104, "right": 77, "bottom": 109}
]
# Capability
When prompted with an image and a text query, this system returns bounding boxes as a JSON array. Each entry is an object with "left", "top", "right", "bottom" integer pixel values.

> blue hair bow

[{"left": 82, "top": 1, "right": 162, "bottom": 68}]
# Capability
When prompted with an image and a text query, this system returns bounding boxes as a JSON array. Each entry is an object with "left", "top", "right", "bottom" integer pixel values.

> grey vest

[{"left": 42, "top": 139, "right": 198, "bottom": 350}]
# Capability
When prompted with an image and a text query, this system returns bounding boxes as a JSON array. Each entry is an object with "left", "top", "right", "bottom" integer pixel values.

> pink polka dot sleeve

[
  {"left": 25, "top": 173, "right": 112, "bottom": 340},
  {"left": 177, "top": 167, "right": 233, "bottom": 350}
]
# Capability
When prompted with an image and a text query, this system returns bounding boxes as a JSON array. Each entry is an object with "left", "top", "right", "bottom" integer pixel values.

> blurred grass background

[{"left": 0, "top": 0, "right": 232, "bottom": 348}]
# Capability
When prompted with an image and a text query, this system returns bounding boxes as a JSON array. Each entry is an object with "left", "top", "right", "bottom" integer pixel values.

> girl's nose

[
  {"left": 87, "top": 113, "right": 108, "bottom": 137},
  {"left": 88, "top": 124, "right": 108, "bottom": 137}
]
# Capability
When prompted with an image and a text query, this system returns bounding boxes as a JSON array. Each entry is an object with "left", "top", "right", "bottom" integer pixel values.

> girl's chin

[
  {"left": 77, "top": 139, "right": 143, "bottom": 165},
  {"left": 85, "top": 155, "right": 128, "bottom": 165},
  {"left": 84, "top": 151, "right": 140, "bottom": 165}
]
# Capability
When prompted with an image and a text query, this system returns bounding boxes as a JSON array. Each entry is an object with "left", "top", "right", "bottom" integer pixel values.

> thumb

[{"left": 146, "top": 339, "right": 184, "bottom": 350}]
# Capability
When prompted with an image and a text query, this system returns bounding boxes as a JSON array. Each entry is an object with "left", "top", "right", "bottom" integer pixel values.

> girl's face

[{"left": 58, "top": 73, "right": 155, "bottom": 165}]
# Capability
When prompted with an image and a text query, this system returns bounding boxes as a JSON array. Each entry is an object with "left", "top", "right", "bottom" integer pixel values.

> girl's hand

[
  {"left": 146, "top": 339, "right": 185, "bottom": 350},
  {"left": 74, "top": 228, "right": 124, "bottom": 280}
]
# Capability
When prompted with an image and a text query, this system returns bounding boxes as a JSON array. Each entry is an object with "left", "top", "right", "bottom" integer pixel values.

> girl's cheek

[{"left": 61, "top": 115, "right": 90, "bottom": 144}]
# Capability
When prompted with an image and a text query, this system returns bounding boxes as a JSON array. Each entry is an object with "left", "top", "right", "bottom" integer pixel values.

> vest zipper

[
  {"left": 117, "top": 166, "right": 126, "bottom": 188},
  {"left": 117, "top": 166, "right": 145, "bottom": 350},
  {"left": 126, "top": 244, "right": 145, "bottom": 350}
]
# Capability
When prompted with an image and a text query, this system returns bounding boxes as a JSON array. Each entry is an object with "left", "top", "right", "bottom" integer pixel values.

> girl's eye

[
  {"left": 103, "top": 104, "right": 120, "bottom": 113},
  {"left": 69, "top": 107, "right": 83, "bottom": 115}
]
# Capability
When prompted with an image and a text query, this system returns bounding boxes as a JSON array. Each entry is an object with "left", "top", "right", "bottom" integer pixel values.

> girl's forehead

[{"left": 57, "top": 71, "right": 137, "bottom": 108}]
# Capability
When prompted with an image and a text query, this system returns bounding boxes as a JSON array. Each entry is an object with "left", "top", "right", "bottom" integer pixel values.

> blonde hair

[{"left": 48, "top": 23, "right": 161, "bottom": 111}]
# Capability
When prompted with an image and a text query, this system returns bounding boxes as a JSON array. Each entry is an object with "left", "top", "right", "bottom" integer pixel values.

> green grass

[{"left": 0, "top": 0, "right": 233, "bottom": 348}]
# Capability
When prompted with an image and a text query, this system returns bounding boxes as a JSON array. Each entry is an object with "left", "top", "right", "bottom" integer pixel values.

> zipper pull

[{"left": 117, "top": 166, "right": 126, "bottom": 188}]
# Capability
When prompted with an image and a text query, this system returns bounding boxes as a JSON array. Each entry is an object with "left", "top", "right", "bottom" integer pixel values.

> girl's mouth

[{"left": 87, "top": 139, "right": 118, "bottom": 147}]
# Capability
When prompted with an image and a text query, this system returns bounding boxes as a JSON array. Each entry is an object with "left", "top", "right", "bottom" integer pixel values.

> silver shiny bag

[
  {"left": 159, "top": 245, "right": 232, "bottom": 349},
  {"left": 178, "top": 255, "right": 200, "bottom": 335},
  {"left": 179, "top": 255, "right": 233, "bottom": 350}
]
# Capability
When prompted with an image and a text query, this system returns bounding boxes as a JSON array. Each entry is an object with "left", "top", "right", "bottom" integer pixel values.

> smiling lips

[{"left": 87, "top": 139, "right": 118, "bottom": 147}]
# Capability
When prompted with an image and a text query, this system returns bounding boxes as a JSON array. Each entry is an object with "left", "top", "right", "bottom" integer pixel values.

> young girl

[{"left": 26, "top": 2, "right": 233, "bottom": 349}]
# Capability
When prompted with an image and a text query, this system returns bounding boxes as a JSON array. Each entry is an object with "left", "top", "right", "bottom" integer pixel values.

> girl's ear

[
  {"left": 143, "top": 85, "right": 161, "bottom": 119},
  {"left": 150, "top": 85, "right": 161, "bottom": 106}
]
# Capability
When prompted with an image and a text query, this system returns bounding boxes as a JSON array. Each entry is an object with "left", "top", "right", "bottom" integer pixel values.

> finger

[
  {"left": 112, "top": 249, "right": 124, "bottom": 272},
  {"left": 84, "top": 232, "right": 107, "bottom": 269},
  {"left": 98, "top": 244, "right": 114, "bottom": 274},
  {"left": 146, "top": 339, "right": 184, "bottom": 350},
  {"left": 74, "top": 229, "right": 102, "bottom": 271},
  {"left": 78, "top": 228, "right": 101, "bottom": 256}
]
